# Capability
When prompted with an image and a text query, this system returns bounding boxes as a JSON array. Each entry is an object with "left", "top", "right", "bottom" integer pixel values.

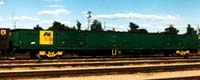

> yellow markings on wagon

[
  {"left": 176, "top": 50, "right": 190, "bottom": 56},
  {"left": 38, "top": 51, "right": 63, "bottom": 58},
  {"left": 40, "top": 31, "right": 53, "bottom": 45},
  {"left": 112, "top": 49, "right": 122, "bottom": 56}
]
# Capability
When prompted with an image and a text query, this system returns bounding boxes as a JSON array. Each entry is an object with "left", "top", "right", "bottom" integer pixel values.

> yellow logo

[
  {"left": 0, "top": 30, "right": 6, "bottom": 36},
  {"left": 198, "top": 35, "right": 200, "bottom": 40},
  {"left": 40, "top": 31, "right": 53, "bottom": 45}
]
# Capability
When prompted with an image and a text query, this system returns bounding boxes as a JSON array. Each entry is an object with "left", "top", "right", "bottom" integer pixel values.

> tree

[
  {"left": 163, "top": 24, "right": 179, "bottom": 34},
  {"left": 48, "top": 21, "right": 73, "bottom": 31},
  {"left": 76, "top": 20, "right": 81, "bottom": 31},
  {"left": 185, "top": 24, "right": 196, "bottom": 35},
  {"left": 33, "top": 24, "right": 43, "bottom": 30},
  {"left": 70, "top": 25, "right": 77, "bottom": 31},
  {"left": 137, "top": 29, "right": 148, "bottom": 33},
  {"left": 129, "top": 22, "right": 139, "bottom": 32},
  {"left": 90, "top": 19, "right": 103, "bottom": 31}
]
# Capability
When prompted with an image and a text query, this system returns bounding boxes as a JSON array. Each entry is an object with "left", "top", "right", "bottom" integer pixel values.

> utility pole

[
  {"left": 104, "top": 21, "right": 106, "bottom": 31},
  {"left": 14, "top": 20, "right": 16, "bottom": 29},
  {"left": 87, "top": 11, "right": 91, "bottom": 30},
  {"left": 12, "top": 11, "right": 16, "bottom": 29}
]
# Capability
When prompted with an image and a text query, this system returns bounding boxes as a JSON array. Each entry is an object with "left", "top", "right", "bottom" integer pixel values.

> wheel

[
  {"left": 172, "top": 53, "right": 177, "bottom": 57},
  {"left": 36, "top": 53, "right": 43, "bottom": 59},
  {"left": 30, "top": 51, "right": 46, "bottom": 59}
]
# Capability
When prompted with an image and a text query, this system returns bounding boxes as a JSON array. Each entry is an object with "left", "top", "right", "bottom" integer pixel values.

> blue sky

[{"left": 0, "top": 0, "right": 200, "bottom": 33}]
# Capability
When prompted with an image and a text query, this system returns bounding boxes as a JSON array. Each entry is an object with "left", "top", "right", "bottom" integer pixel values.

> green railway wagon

[{"left": 9, "top": 29, "right": 200, "bottom": 58}]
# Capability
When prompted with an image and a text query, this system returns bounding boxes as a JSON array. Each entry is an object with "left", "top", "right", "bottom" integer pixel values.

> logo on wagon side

[
  {"left": 0, "top": 29, "right": 6, "bottom": 36},
  {"left": 198, "top": 35, "right": 200, "bottom": 40},
  {"left": 40, "top": 31, "right": 53, "bottom": 45}
]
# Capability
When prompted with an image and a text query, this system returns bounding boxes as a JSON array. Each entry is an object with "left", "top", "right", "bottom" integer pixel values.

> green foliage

[
  {"left": 163, "top": 24, "right": 179, "bottom": 34},
  {"left": 185, "top": 24, "right": 196, "bottom": 35},
  {"left": 129, "top": 22, "right": 139, "bottom": 32},
  {"left": 128, "top": 22, "right": 148, "bottom": 33},
  {"left": 48, "top": 21, "right": 67, "bottom": 31},
  {"left": 137, "top": 29, "right": 148, "bottom": 33},
  {"left": 48, "top": 21, "right": 76, "bottom": 31},
  {"left": 91, "top": 19, "right": 103, "bottom": 31},
  {"left": 71, "top": 26, "right": 77, "bottom": 31},
  {"left": 76, "top": 20, "right": 81, "bottom": 31},
  {"left": 33, "top": 24, "right": 43, "bottom": 30}
]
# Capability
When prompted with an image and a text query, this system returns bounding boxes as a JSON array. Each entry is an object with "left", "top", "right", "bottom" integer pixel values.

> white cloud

[
  {"left": 106, "top": 24, "right": 127, "bottom": 31},
  {"left": 47, "top": 4, "right": 64, "bottom": 8},
  {"left": 139, "top": 23, "right": 189, "bottom": 34},
  {"left": 39, "top": 20, "right": 73, "bottom": 29},
  {"left": 139, "top": 24, "right": 164, "bottom": 32},
  {"left": 0, "top": 1, "right": 4, "bottom": 5},
  {"left": 38, "top": 9, "right": 70, "bottom": 16},
  {"left": 40, "top": 20, "right": 72, "bottom": 26},
  {"left": 8, "top": 16, "right": 40, "bottom": 21},
  {"left": 82, "top": 23, "right": 127, "bottom": 31},
  {"left": 40, "top": 20, "right": 53, "bottom": 24},
  {"left": 0, "top": 18, "right": 3, "bottom": 21},
  {"left": 93, "top": 13, "right": 179, "bottom": 20}
]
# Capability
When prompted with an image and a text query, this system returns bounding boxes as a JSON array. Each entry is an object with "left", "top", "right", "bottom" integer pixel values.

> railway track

[
  {"left": 1, "top": 58, "right": 200, "bottom": 79},
  {"left": 1, "top": 63, "right": 200, "bottom": 78},
  {"left": 0, "top": 59, "right": 200, "bottom": 69},
  {"left": 0, "top": 56, "right": 199, "bottom": 64}
]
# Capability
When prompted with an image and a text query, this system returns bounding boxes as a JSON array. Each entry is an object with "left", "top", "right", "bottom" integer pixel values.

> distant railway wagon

[
  {"left": 0, "top": 28, "right": 200, "bottom": 59},
  {"left": 0, "top": 28, "right": 10, "bottom": 56}
]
